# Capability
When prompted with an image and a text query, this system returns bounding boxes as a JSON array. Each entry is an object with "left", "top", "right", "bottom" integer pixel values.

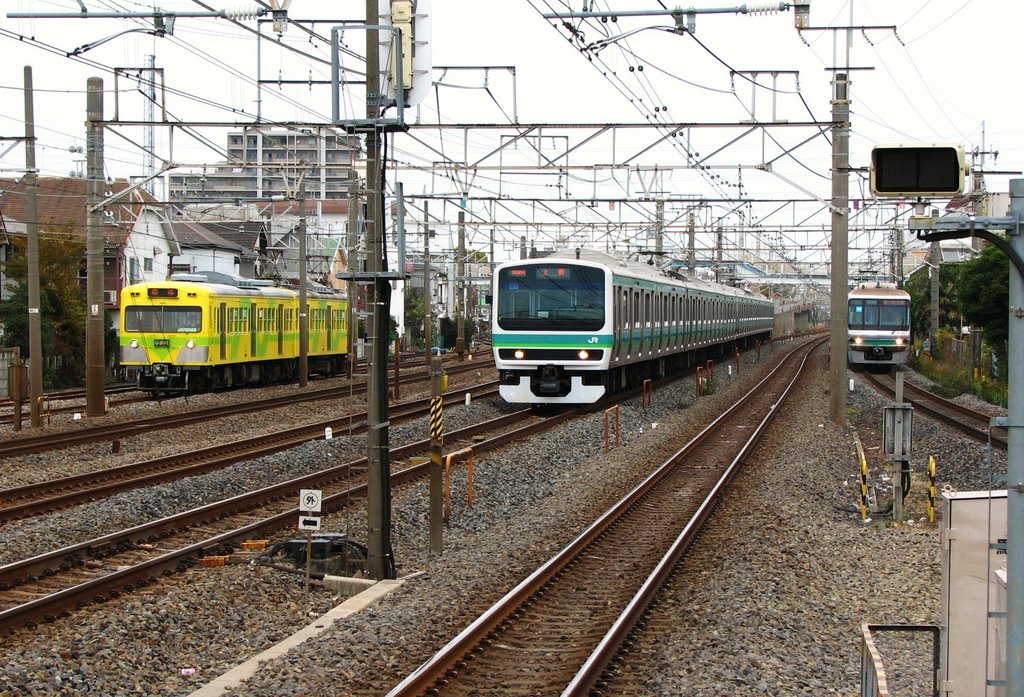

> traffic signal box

[{"left": 870, "top": 144, "right": 966, "bottom": 198}]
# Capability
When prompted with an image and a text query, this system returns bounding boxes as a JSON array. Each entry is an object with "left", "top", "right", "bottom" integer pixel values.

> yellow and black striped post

[
  {"left": 927, "top": 456, "right": 937, "bottom": 524},
  {"left": 429, "top": 357, "right": 445, "bottom": 553},
  {"left": 857, "top": 441, "right": 870, "bottom": 520},
  {"left": 430, "top": 397, "right": 444, "bottom": 442}
]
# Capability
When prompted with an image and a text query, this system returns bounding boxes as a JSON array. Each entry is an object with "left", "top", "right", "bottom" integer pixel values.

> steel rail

[
  {"left": 0, "top": 384, "right": 500, "bottom": 522},
  {"left": 386, "top": 336, "right": 825, "bottom": 696},
  {"left": 0, "top": 406, "right": 573, "bottom": 635},
  {"left": 861, "top": 371, "right": 1007, "bottom": 450},
  {"left": 564, "top": 336, "right": 824, "bottom": 695},
  {"left": 0, "top": 360, "right": 494, "bottom": 458}
]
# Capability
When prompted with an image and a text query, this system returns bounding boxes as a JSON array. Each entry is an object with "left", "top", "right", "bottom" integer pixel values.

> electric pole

[
  {"left": 828, "top": 72, "right": 850, "bottom": 426},
  {"left": 298, "top": 172, "right": 308, "bottom": 387},
  {"left": 423, "top": 200, "right": 432, "bottom": 364},
  {"left": 365, "top": 0, "right": 394, "bottom": 580},
  {"left": 456, "top": 210, "right": 465, "bottom": 359},
  {"left": 86, "top": 77, "right": 106, "bottom": 417},
  {"left": 23, "top": 67, "right": 43, "bottom": 428}
]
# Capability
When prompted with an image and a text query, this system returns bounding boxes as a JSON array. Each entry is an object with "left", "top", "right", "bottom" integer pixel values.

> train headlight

[
  {"left": 185, "top": 339, "right": 195, "bottom": 349},
  {"left": 577, "top": 349, "right": 589, "bottom": 360},
  {"left": 129, "top": 339, "right": 139, "bottom": 349},
  {"left": 895, "top": 337, "right": 905, "bottom": 346},
  {"left": 514, "top": 349, "right": 525, "bottom": 359},
  {"left": 853, "top": 336, "right": 863, "bottom": 346}
]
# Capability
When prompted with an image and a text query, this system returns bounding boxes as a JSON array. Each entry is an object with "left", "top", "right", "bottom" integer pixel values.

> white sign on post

[
  {"left": 298, "top": 515, "right": 321, "bottom": 531},
  {"left": 299, "top": 489, "right": 322, "bottom": 513}
]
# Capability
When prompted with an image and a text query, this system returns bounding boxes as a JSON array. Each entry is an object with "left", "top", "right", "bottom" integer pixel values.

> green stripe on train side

[{"left": 492, "top": 334, "right": 613, "bottom": 348}]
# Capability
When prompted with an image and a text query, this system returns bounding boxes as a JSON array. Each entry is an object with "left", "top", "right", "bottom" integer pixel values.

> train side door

[
  {"left": 327, "top": 306, "right": 333, "bottom": 352},
  {"left": 277, "top": 304, "right": 284, "bottom": 355},
  {"left": 249, "top": 304, "right": 257, "bottom": 357},
  {"left": 219, "top": 303, "right": 227, "bottom": 360}
]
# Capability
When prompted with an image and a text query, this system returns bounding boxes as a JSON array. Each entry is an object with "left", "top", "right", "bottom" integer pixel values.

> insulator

[
  {"left": 222, "top": 5, "right": 261, "bottom": 20},
  {"left": 742, "top": 2, "right": 784, "bottom": 15}
]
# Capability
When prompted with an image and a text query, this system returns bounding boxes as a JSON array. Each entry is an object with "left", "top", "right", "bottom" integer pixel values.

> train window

[
  {"left": 849, "top": 298, "right": 910, "bottom": 330},
  {"left": 495, "top": 264, "right": 605, "bottom": 331},
  {"left": 123, "top": 306, "right": 201, "bottom": 333}
]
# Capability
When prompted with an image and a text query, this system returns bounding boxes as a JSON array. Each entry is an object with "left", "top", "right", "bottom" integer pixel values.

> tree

[
  {"left": 0, "top": 229, "right": 105, "bottom": 387},
  {"left": 905, "top": 261, "right": 964, "bottom": 340},
  {"left": 437, "top": 315, "right": 475, "bottom": 351},
  {"left": 403, "top": 286, "right": 427, "bottom": 349},
  {"left": 958, "top": 240, "right": 1009, "bottom": 376}
]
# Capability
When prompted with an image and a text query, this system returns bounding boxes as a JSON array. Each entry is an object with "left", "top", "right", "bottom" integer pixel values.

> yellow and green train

[{"left": 119, "top": 273, "right": 348, "bottom": 393}]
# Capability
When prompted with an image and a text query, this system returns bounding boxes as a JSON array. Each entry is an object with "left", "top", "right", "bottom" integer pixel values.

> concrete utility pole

[
  {"left": 22, "top": 67, "right": 43, "bottom": 428},
  {"left": 85, "top": 77, "right": 106, "bottom": 417},
  {"left": 456, "top": 211, "right": 465, "bottom": 359},
  {"left": 298, "top": 173, "right": 308, "bottom": 387},
  {"left": 364, "top": 0, "right": 394, "bottom": 580},
  {"left": 929, "top": 240, "right": 941, "bottom": 355},
  {"left": 422, "top": 200, "right": 432, "bottom": 364},
  {"left": 828, "top": 72, "right": 850, "bottom": 426},
  {"left": 687, "top": 209, "right": 696, "bottom": 276},
  {"left": 655, "top": 199, "right": 664, "bottom": 257},
  {"left": 346, "top": 180, "right": 360, "bottom": 379}
]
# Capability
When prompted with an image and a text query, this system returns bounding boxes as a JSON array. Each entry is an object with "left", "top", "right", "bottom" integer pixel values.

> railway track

[
  {"left": 0, "top": 359, "right": 494, "bottom": 458},
  {"left": 860, "top": 370, "right": 1006, "bottom": 449},
  {"left": 0, "top": 402, "right": 569, "bottom": 636},
  {"left": 386, "top": 335, "right": 825, "bottom": 696},
  {"left": 0, "top": 383, "right": 500, "bottom": 522},
  {"left": 0, "top": 384, "right": 145, "bottom": 427}
]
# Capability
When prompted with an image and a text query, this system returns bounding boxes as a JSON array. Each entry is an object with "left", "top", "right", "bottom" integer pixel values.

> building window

[{"left": 144, "top": 257, "right": 154, "bottom": 272}]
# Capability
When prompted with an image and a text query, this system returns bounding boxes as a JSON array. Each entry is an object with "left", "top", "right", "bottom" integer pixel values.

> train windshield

[
  {"left": 848, "top": 298, "right": 910, "bottom": 331},
  {"left": 123, "top": 306, "right": 202, "bottom": 333},
  {"left": 496, "top": 264, "right": 605, "bottom": 331}
]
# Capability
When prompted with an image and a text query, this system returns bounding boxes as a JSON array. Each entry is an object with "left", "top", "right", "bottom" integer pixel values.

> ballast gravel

[{"left": 0, "top": 345, "right": 1005, "bottom": 696}]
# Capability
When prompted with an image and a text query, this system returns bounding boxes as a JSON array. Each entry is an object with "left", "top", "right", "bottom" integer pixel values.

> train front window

[
  {"left": 124, "top": 306, "right": 202, "bottom": 333},
  {"left": 497, "top": 264, "right": 605, "bottom": 331},
  {"left": 848, "top": 299, "right": 910, "bottom": 331}
]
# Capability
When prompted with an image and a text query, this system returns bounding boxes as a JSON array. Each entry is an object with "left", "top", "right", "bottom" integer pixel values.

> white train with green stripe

[
  {"left": 846, "top": 282, "right": 912, "bottom": 370},
  {"left": 491, "top": 249, "right": 774, "bottom": 404}
]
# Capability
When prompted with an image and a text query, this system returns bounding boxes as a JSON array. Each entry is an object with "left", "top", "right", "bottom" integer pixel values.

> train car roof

[
  {"left": 849, "top": 282, "right": 909, "bottom": 298},
  {"left": 502, "top": 248, "right": 768, "bottom": 301},
  {"left": 123, "top": 276, "right": 343, "bottom": 300}
]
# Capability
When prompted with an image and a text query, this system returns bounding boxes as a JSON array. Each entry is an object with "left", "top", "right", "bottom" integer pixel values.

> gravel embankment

[{"left": 0, "top": 346, "right": 1004, "bottom": 696}]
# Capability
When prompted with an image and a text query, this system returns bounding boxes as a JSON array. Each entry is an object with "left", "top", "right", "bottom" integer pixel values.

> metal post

[
  {"left": 85, "top": 77, "right": 106, "bottom": 417},
  {"left": 22, "top": 67, "right": 43, "bottom": 429},
  {"left": 365, "top": 0, "right": 394, "bottom": 580},
  {"left": 298, "top": 175, "right": 308, "bottom": 387},
  {"left": 1006, "top": 179, "right": 1024, "bottom": 694},
  {"left": 828, "top": 72, "right": 850, "bottom": 426},
  {"left": 423, "top": 201, "right": 432, "bottom": 364},
  {"left": 429, "top": 356, "right": 443, "bottom": 553},
  {"left": 393, "top": 337, "right": 401, "bottom": 399},
  {"left": 11, "top": 347, "right": 22, "bottom": 432}
]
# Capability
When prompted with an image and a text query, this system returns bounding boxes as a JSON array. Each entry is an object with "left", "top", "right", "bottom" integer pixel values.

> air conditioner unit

[{"left": 103, "top": 290, "right": 118, "bottom": 305}]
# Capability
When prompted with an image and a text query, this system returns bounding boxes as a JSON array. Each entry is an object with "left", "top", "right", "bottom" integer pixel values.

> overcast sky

[{"left": 1, "top": 0, "right": 1020, "bottom": 270}]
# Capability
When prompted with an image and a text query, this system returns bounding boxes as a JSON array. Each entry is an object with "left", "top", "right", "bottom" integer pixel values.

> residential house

[
  {"left": 0, "top": 177, "right": 178, "bottom": 315},
  {"left": 164, "top": 219, "right": 264, "bottom": 278}
]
